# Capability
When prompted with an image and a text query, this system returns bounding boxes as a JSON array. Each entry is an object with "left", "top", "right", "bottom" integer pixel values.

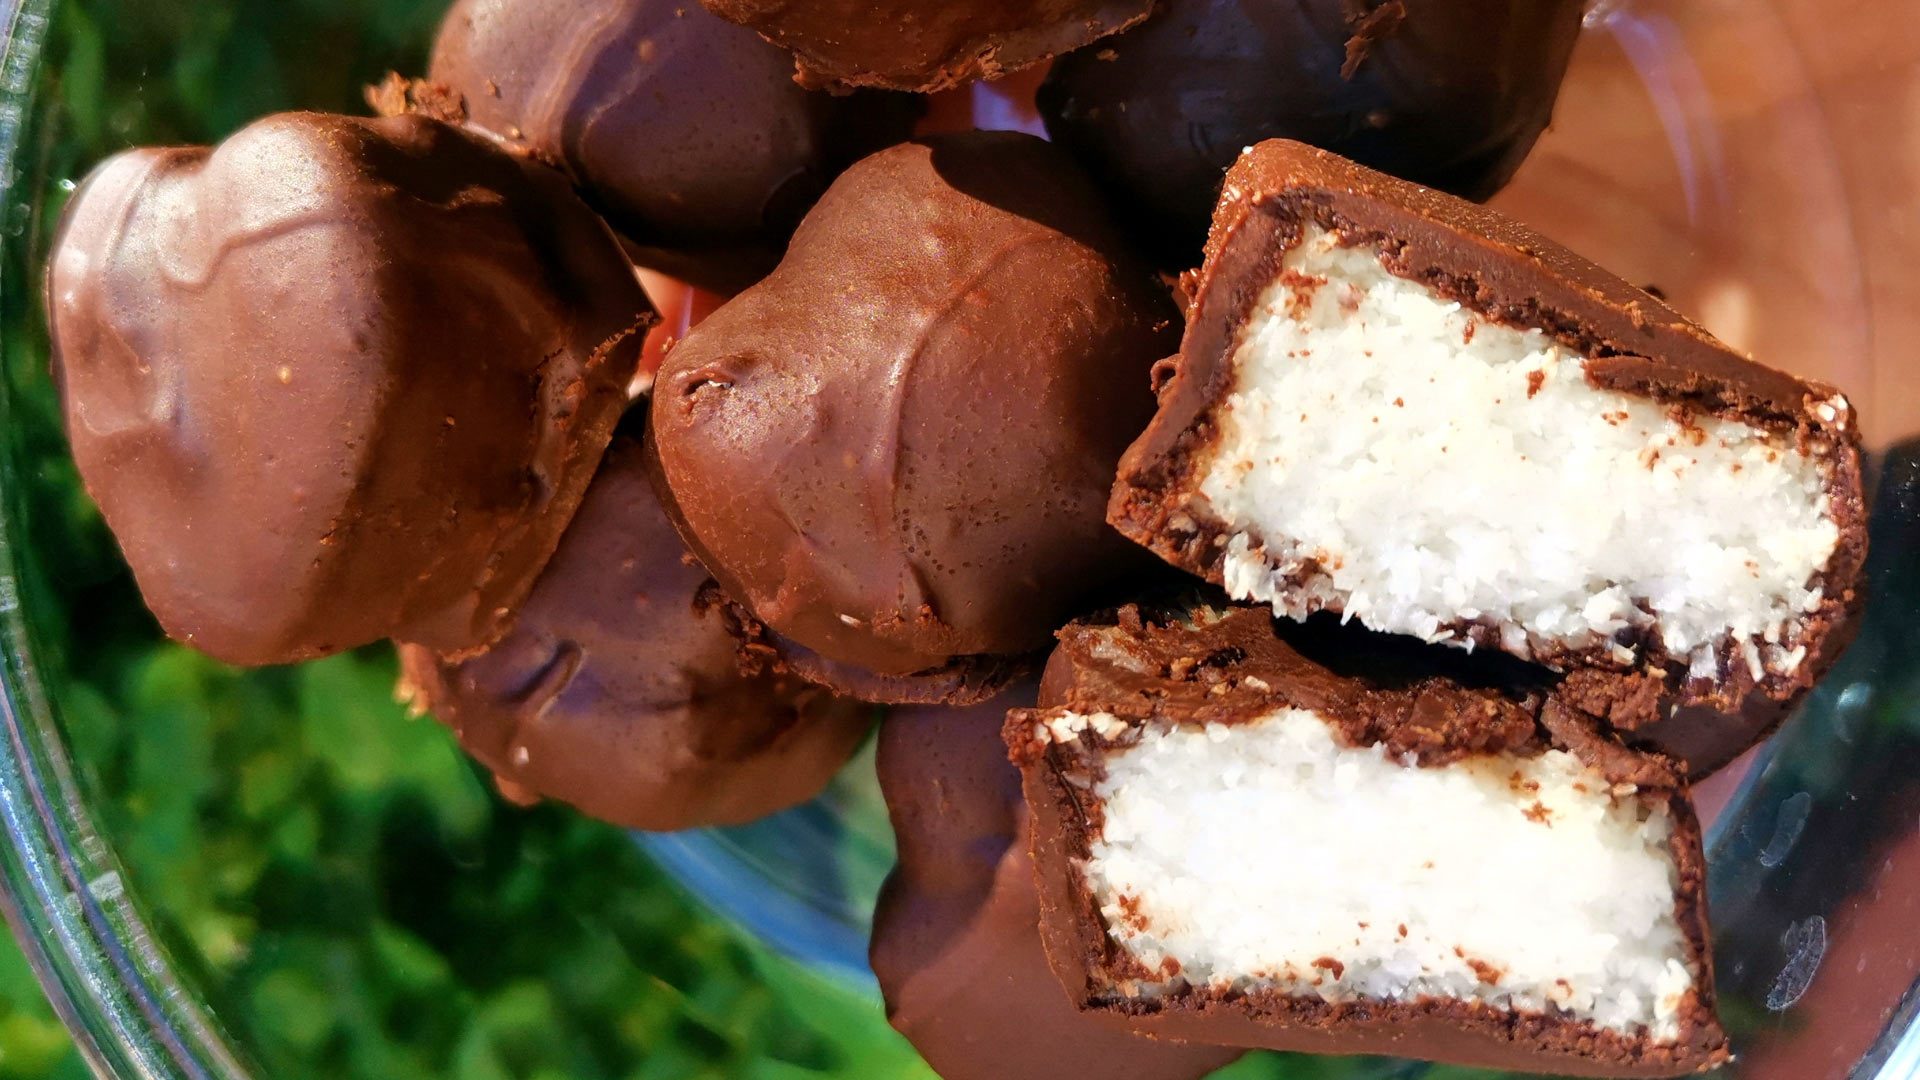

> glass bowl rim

[{"left": 0, "top": 0, "right": 252, "bottom": 1073}]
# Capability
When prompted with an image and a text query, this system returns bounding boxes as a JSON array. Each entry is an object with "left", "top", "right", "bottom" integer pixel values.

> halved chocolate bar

[
  {"left": 1006, "top": 604, "right": 1729, "bottom": 1077},
  {"left": 1111, "top": 140, "right": 1866, "bottom": 766},
  {"left": 871, "top": 690, "right": 1241, "bottom": 1080}
]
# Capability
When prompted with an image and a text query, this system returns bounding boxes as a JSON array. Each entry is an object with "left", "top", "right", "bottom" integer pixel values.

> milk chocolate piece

[
  {"left": 1007, "top": 604, "right": 1730, "bottom": 1077},
  {"left": 1039, "top": 0, "right": 1585, "bottom": 261},
  {"left": 47, "top": 112, "right": 650, "bottom": 666},
  {"left": 427, "top": 0, "right": 918, "bottom": 293},
  {"left": 649, "top": 133, "right": 1175, "bottom": 702},
  {"left": 698, "top": 0, "right": 1157, "bottom": 92},
  {"left": 399, "top": 429, "right": 871, "bottom": 831},
  {"left": 1111, "top": 140, "right": 1867, "bottom": 774},
  {"left": 872, "top": 690, "right": 1241, "bottom": 1080}
]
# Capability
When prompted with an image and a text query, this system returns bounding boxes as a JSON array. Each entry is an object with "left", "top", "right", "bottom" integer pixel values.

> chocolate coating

[
  {"left": 428, "top": 0, "right": 918, "bottom": 294},
  {"left": 698, "top": 0, "right": 1157, "bottom": 92},
  {"left": 872, "top": 691, "right": 1241, "bottom": 1080},
  {"left": 649, "top": 133, "right": 1176, "bottom": 699},
  {"left": 399, "top": 430, "right": 872, "bottom": 831},
  {"left": 1039, "top": 0, "right": 1586, "bottom": 262},
  {"left": 47, "top": 112, "right": 649, "bottom": 666},
  {"left": 724, "top": 597, "right": 1028, "bottom": 707},
  {"left": 1111, "top": 139, "right": 1869, "bottom": 776},
  {"left": 1007, "top": 605, "right": 1729, "bottom": 1077}
]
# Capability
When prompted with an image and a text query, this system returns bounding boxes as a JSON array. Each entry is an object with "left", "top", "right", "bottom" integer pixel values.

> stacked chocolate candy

[{"left": 46, "top": 1, "right": 1869, "bottom": 1076}]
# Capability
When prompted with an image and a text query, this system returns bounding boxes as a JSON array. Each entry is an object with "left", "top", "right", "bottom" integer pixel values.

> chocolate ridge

[
  {"left": 706, "top": 581, "right": 1032, "bottom": 707},
  {"left": 1027, "top": 604, "right": 1551, "bottom": 767},
  {"left": 698, "top": 0, "right": 1158, "bottom": 93}
]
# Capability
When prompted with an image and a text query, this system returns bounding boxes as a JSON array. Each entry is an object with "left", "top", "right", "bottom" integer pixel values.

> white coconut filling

[
  {"left": 1196, "top": 225, "right": 1841, "bottom": 677},
  {"left": 1065, "top": 708, "right": 1695, "bottom": 1042}
]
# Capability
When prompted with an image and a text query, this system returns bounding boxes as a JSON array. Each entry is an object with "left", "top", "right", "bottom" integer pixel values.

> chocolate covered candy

[
  {"left": 649, "top": 132, "right": 1176, "bottom": 703},
  {"left": 1006, "top": 604, "right": 1730, "bottom": 1077},
  {"left": 47, "top": 112, "right": 650, "bottom": 666},
  {"left": 1040, "top": 0, "right": 1585, "bottom": 261},
  {"left": 698, "top": 0, "right": 1157, "bottom": 92},
  {"left": 1110, "top": 140, "right": 1867, "bottom": 775},
  {"left": 427, "top": 0, "right": 918, "bottom": 292},
  {"left": 399, "top": 428, "right": 871, "bottom": 831},
  {"left": 873, "top": 691, "right": 1241, "bottom": 1080}
]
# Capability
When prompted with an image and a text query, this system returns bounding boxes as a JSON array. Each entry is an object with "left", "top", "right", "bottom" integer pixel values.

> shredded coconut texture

[
  {"left": 1079, "top": 708, "right": 1696, "bottom": 1042},
  {"left": 1197, "top": 226, "right": 1840, "bottom": 677}
]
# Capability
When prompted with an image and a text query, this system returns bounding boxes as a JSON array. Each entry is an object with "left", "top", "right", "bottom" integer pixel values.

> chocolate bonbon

[
  {"left": 400, "top": 429, "right": 871, "bottom": 831},
  {"left": 1040, "top": 0, "right": 1585, "bottom": 261},
  {"left": 650, "top": 132, "right": 1175, "bottom": 702},
  {"left": 47, "top": 112, "right": 650, "bottom": 665}
]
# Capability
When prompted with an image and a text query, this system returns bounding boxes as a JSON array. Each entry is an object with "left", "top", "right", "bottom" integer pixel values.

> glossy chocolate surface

[
  {"left": 1040, "top": 0, "right": 1585, "bottom": 262},
  {"left": 650, "top": 132, "right": 1175, "bottom": 696},
  {"left": 429, "top": 0, "right": 918, "bottom": 292},
  {"left": 47, "top": 112, "right": 650, "bottom": 665},
  {"left": 400, "top": 430, "right": 872, "bottom": 831}
]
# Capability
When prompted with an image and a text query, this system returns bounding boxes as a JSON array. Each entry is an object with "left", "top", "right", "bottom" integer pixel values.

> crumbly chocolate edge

[
  {"left": 1109, "top": 191, "right": 1868, "bottom": 729},
  {"left": 1005, "top": 695, "right": 1729, "bottom": 1075},
  {"left": 705, "top": 583, "right": 1030, "bottom": 706}
]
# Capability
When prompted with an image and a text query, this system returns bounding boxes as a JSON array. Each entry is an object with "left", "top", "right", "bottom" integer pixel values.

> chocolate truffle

[
  {"left": 649, "top": 132, "right": 1177, "bottom": 702},
  {"left": 1039, "top": 0, "right": 1586, "bottom": 262},
  {"left": 1110, "top": 140, "right": 1867, "bottom": 775},
  {"left": 1006, "top": 604, "right": 1730, "bottom": 1077},
  {"left": 427, "top": 0, "right": 919, "bottom": 293},
  {"left": 46, "top": 112, "right": 650, "bottom": 666},
  {"left": 698, "top": 0, "right": 1158, "bottom": 93},
  {"left": 399, "top": 428, "right": 872, "bottom": 832},
  {"left": 873, "top": 690, "right": 1241, "bottom": 1080}
]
